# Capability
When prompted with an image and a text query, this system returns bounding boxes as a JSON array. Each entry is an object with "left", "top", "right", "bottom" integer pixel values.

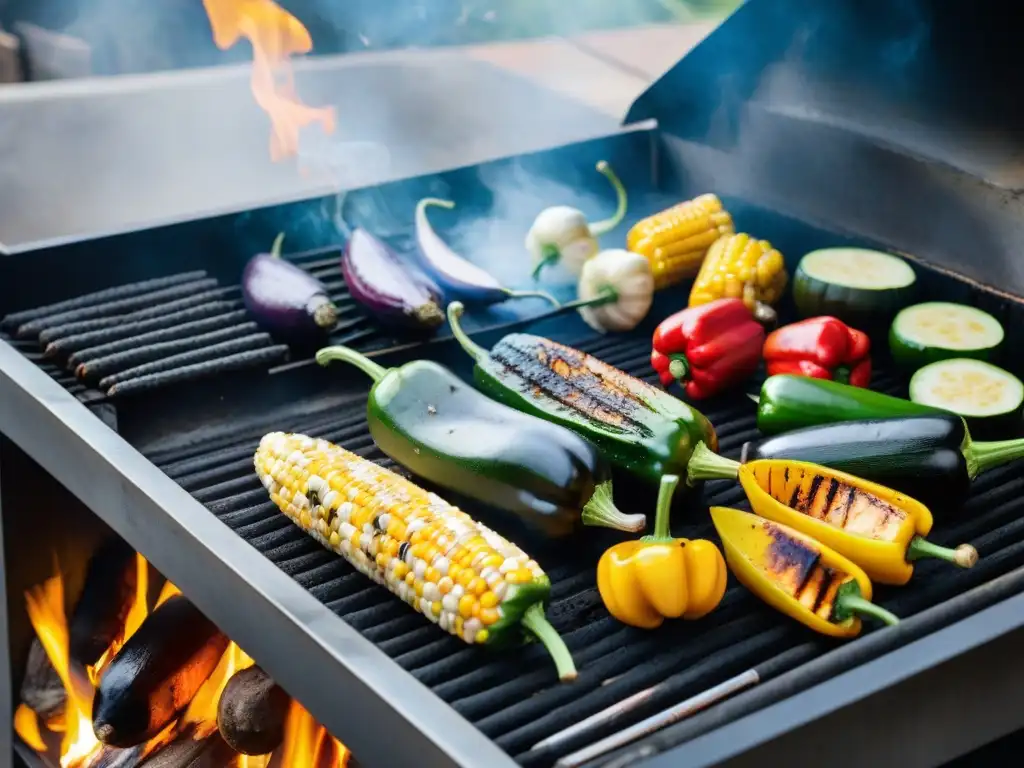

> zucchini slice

[
  {"left": 910, "top": 358, "right": 1024, "bottom": 439},
  {"left": 890, "top": 302, "right": 1004, "bottom": 370},
  {"left": 793, "top": 248, "right": 916, "bottom": 328}
]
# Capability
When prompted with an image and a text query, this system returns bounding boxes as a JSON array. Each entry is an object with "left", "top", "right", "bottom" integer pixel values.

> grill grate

[
  {"left": 0, "top": 246, "right": 408, "bottom": 401},
  {"left": 141, "top": 330, "right": 1024, "bottom": 768}
]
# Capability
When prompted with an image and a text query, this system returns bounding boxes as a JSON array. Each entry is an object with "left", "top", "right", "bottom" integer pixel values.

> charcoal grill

[{"left": 5, "top": 1, "right": 1024, "bottom": 766}]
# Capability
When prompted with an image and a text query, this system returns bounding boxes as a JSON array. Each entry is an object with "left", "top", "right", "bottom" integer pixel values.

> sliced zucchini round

[
  {"left": 890, "top": 302, "right": 1003, "bottom": 371},
  {"left": 793, "top": 248, "right": 917, "bottom": 329},
  {"left": 910, "top": 358, "right": 1024, "bottom": 439}
]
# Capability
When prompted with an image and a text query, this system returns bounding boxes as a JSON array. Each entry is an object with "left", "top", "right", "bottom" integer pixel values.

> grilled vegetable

[
  {"left": 792, "top": 247, "right": 917, "bottom": 328},
  {"left": 890, "top": 302, "right": 1004, "bottom": 371},
  {"left": 242, "top": 233, "right": 338, "bottom": 341},
  {"left": 571, "top": 249, "right": 654, "bottom": 333},
  {"left": 689, "top": 442, "right": 978, "bottom": 585},
  {"left": 763, "top": 316, "right": 872, "bottom": 387},
  {"left": 415, "top": 198, "right": 558, "bottom": 307},
  {"left": 93, "top": 595, "right": 230, "bottom": 747},
  {"left": 596, "top": 475, "right": 726, "bottom": 629},
  {"left": 739, "top": 414, "right": 1024, "bottom": 512},
  {"left": 650, "top": 298, "right": 765, "bottom": 400},
  {"left": 688, "top": 233, "right": 787, "bottom": 324},
  {"left": 526, "top": 161, "right": 628, "bottom": 278},
  {"left": 626, "top": 194, "right": 735, "bottom": 290},
  {"left": 218, "top": 666, "right": 289, "bottom": 755},
  {"left": 710, "top": 506, "right": 899, "bottom": 638},
  {"left": 316, "top": 346, "right": 642, "bottom": 538},
  {"left": 909, "top": 358, "right": 1024, "bottom": 438},
  {"left": 341, "top": 227, "right": 445, "bottom": 331},
  {"left": 754, "top": 374, "right": 944, "bottom": 435},
  {"left": 447, "top": 301, "right": 718, "bottom": 484},
  {"left": 255, "top": 432, "right": 577, "bottom": 680},
  {"left": 69, "top": 538, "right": 140, "bottom": 668}
]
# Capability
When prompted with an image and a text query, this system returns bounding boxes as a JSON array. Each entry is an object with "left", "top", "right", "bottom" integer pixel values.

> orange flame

[
  {"left": 202, "top": 0, "right": 335, "bottom": 161},
  {"left": 14, "top": 703, "right": 46, "bottom": 752},
  {"left": 279, "top": 701, "right": 349, "bottom": 767},
  {"left": 87, "top": 553, "right": 149, "bottom": 687}
]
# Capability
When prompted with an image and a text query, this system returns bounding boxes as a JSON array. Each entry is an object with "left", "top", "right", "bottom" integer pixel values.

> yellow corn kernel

[
  {"left": 689, "top": 233, "right": 788, "bottom": 315},
  {"left": 254, "top": 432, "right": 554, "bottom": 645},
  {"left": 626, "top": 194, "right": 735, "bottom": 289}
]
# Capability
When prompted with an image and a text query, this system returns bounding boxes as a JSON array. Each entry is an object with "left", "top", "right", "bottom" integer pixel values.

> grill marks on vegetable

[
  {"left": 491, "top": 334, "right": 653, "bottom": 436},
  {"left": 2, "top": 247, "right": 401, "bottom": 399},
  {"left": 756, "top": 465, "right": 906, "bottom": 541},
  {"left": 764, "top": 523, "right": 844, "bottom": 620}
]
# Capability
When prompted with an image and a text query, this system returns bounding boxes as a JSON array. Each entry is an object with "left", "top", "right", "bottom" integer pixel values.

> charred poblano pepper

[
  {"left": 710, "top": 506, "right": 898, "bottom": 638},
  {"left": 316, "top": 345, "right": 644, "bottom": 539},
  {"left": 739, "top": 414, "right": 1024, "bottom": 512},
  {"left": 447, "top": 301, "right": 718, "bottom": 484},
  {"left": 689, "top": 443, "right": 978, "bottom": 586}
]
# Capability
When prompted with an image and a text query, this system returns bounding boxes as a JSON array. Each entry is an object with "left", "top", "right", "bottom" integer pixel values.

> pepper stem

[
  {"left": 580, "top": 481, "right": 647, "bottom": 533},
  {"left": 906, "top": 536, "right": 979, "bottom": 569},
  {"left": 521, "top": 603, "right": 577, "bottom": 682},
  {"left": 554, "top": 286, "right": 619, "bottom": 312},
  {"left": 833, "top": 365, "right": 851, "bottom": 385},
  {"left": 446, "top": 301, "right": 490, "bottom": 365},
  {"left": 686, "top": 441, "right": 741, "bottom": 486},
  {"left": 316, "top": 345, "right": 388, "bottom": 383},
  {"left": 588, "top": 161, "right": 628, "bottom": 237},
  {"left": 667, "top": 354, "right": 690, "bottom": 383},
  {"left": 501, "top": 288, "right": 561, "bottom": 307},
  {"left": 835, "top": 591, "right": 900, "bottom": 627},
  {"left": 532, "top": 245, "right": 561, "bottom": 280},
  {"left": 270, "top": 232, "right": 286, "bottom": 259},
  {"left": 643, "top": 474, "right": 679, "bottom": 541},
  {"left": 963, "top": 436, "right": 1024, "bottom": 479}
]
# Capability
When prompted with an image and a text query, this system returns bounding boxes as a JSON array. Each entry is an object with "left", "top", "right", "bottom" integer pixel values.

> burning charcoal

[
  {"left": 16, "top": 279, "right": 220, "bottom": 339},
  {"left": 68, "top": 537, "right": 139, "bottom": 669},
  {"left": 1, "top": 271, "right": 208, "bottom": 332},
  {"left": 19, "top": 637, "right": 65, "bottom": 722},
  {"left": 218, "top": 666, "right": 290, "bottom": 755},
  {"left": 92, "top": 745, "right": 144, "bottom": 768},
  {"left": 137, "top": 728, "right": 236, "bottom": 768}
]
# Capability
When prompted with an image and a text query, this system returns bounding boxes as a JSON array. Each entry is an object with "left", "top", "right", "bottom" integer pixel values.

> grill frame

[{"left": 5, "top": 117, "right": 1024, "bottom": 768}]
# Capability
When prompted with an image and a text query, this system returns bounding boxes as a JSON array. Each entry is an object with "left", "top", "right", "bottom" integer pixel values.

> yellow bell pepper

[
  {"left": 710, "top": 506, "right": 899, "bottom": 638},
  {"left": 592, "top": 475, "right": 727, "bottom": 629},
  {"left": 688, "top": 443, "right": 978, "bottom": 586}
]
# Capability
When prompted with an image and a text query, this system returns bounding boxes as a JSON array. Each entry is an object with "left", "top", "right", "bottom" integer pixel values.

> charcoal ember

[
  {"left": 217, "top": 665, "right": 290, "bottom": 755},
  {"left": 92, "top": 745, "right": 144, "bottom": 768},
  {"left": 19, "top": 637, "right": 65, "bottom": 722},
  {"left": 69, "top": 537, "right": 138, "bottom": 668},
  {"left": 137, "top": 728, "right": 236, "bottom": 768}
]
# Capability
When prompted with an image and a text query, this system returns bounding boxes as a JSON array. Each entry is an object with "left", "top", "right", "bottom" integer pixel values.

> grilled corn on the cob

[
  {"left": 254, "top": 432, "right": 577, "bottom": 680},
  {"left": 689, "top": 233, "right": 788, "bottom": 322},
  {"left": 626, "top": 194, "right": 735, "bottom": 289}
]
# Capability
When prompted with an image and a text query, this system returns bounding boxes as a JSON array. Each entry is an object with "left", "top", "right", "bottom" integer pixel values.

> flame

[
  {"left": 183, "top": 643, "right": 254, "bottom": 730},
  {"left": 155, "top": 579, "right": 182, "bottom": 609},
  {"left": 202, "top": 0, "right": 335, "bottom": 161},
  {"left": 24, "top": 567, "right": 102, "bottom": 768},
  {"left": 279, "top": 701, "right": 349, "bottom": 767},
  {"left": 239, "top": 755, "right": 272, "bottom": 768},
  {"left": 87, "top": 553, "right": 149, "bottom": 686},
  {"left": 14, "top": 703, "right": 46, "bottom": 752}
]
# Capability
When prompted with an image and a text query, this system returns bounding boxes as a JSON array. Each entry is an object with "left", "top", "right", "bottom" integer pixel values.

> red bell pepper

[
  {"left": 763, "top": 316, "right": 872, "bottom": 387},
  {"left": 651, "top": 298, "right": 765, "bottom": 400}
]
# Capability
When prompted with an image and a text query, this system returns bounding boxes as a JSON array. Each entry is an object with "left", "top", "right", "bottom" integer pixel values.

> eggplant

[
  {"left": 217, "top": 665, "right": 290, "bottom": 755},
  {"left": 242, "top": 233, "right": 338, "bottom": 341},
  {"left": 414, "top": 198, "right": 558, "bottom": 307},
  {"left": 341, "top": 227, "right": 445, "bottom": 331},
  {"left": 739, "top": 414, "right": 1024, "bottom": 513},
  {"left": 69, "top": 537, "right": 139, "bottom": 669},
  {"left": 93, "top": 595, "right": 229, "bottom": 748}
]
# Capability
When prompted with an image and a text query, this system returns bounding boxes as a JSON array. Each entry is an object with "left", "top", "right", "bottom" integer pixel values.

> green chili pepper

[
  {"left": 316, "top": 346, "right": 646, "bottom": 539},
  {"left": 446, "top": 302, "right": 718, "bottom": 485}
]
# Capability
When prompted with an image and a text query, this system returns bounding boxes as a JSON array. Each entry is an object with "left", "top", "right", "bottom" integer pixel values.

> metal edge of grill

[{"left": 4, "top": 119, "right": 1024, "bottom": 768}]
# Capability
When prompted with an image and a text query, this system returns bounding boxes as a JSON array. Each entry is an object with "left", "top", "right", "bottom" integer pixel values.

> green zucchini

[
  {"left": 792, "top": 248, "right": 917, "bottom": 328},
  {"left": 93, "top": 595, "right": 229, "bottom": 748},
  {"left": 890, "top": 302, "right": 1004, "bottom": 371},
  {"left": 910, "top": 358, "right": 1024, "bottom": 439}
]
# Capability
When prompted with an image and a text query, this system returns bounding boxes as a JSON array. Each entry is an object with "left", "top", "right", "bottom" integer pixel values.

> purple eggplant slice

[
  {"left": 414, "top": 198, "right": 559, "bottom": 307},
  {"left": 242, "top": 233, "right": 338, "bottom": 341},
  {"left": 341, "top": 228, "right": 444, "bottom": 331}
]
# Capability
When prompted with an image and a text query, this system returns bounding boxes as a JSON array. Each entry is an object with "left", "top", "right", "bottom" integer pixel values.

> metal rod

[{"left": 553, "top": 670, "right": 760, "bottom": 768}]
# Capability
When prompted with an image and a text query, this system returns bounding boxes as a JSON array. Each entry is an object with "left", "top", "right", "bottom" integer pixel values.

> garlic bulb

[
  {"left": 576, "top": 249, "right": 655, "bottom": 333},
  {"left": 526, "top": 161, "right": 629, "bottom": 279}
]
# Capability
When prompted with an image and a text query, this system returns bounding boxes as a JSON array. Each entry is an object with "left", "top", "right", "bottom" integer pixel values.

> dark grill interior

[{"left": 132, "top": 329, "right": 1024, "bottom": 768}]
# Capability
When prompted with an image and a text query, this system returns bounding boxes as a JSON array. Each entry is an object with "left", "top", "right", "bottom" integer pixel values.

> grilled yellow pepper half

[
  {"left": 688, "top": 443, "right": 978, "bottom": 586},
  {"left": 711, "top": 506, "right": 899, "bottom": 638},
  {"left": 594, "top": 475, "right": 727, "bottom": 629}
]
